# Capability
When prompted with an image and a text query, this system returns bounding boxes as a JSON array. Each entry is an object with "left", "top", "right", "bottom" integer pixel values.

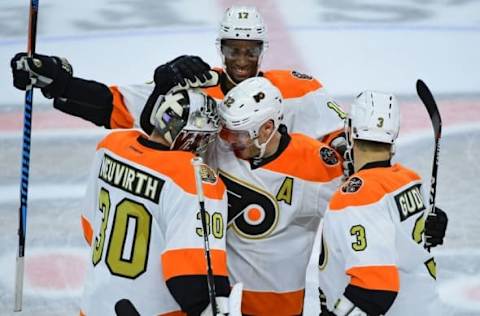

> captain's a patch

[
  {"left": 341, "top": 177, "right": 363, "bottom": 193},
  {"left": 319, "top": 147, "right": 339, "bottom": 166}
]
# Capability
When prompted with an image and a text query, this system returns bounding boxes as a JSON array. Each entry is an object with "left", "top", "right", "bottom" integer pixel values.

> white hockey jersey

[
  {"left": 318, "top": 163, "right": 440, "bottom": 316},
  {"left": 207, "top": 128, "right": 343, "bottom": 315},
  {"left": 108, "top": 69, "right": 345, "bottom": 140},
  {"left": 80, "top": 130, "right": 228, "bottom": 316}
]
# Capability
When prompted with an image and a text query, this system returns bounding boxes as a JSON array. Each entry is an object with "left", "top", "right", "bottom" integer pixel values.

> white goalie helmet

[
  {"left": 218, "top": 77, "right": 283, "bottom": 158},
  {"left": 347, "top": 91, "right": 400, "bottom": 145},
  {"left": 152, "top": 89, "right": 220, "bottom": 153}
]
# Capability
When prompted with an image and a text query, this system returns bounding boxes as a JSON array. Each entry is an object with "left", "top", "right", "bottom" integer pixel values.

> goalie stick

[
  {"left": 416, "top": 79, "right": 442, "bottom": 252},
  {"left": 15, "top": 0, "right": 40, "bottom": 311},
  {"left": 192, "top": 157, "right": 218, "bottom": 316}
]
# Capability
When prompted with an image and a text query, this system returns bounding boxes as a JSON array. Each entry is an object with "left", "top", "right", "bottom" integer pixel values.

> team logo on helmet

[
  {"left": 319, "top": 147, "right": 339, "bottom": 166},
  {"left": 341, "top": 177, "right": 363, "bottom": 193},
  {"left": 253, "top": 91, "right": 265, "bottom": 103},
  {"left": 291, "top": 70, "right": 313, "bottom": 80}
]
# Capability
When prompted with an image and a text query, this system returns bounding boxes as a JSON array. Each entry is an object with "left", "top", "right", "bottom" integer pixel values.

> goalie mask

[
  {"left": 152, "top": 89, "right": 220, "bottom": 153},
  {"left": 216, "top": 6, "right": 268, "bottom": 84},
  {"left": 344, "top": 91, "right": 400, "bottom": 175},
  {"left": 218, "top": 77, "right": 283, "bottom": 159}
]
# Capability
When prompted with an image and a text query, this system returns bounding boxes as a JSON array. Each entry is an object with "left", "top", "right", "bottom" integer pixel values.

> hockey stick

[
  {"left": 14, "top": 0, "right": 40, "bottom": 311},
  {"left": 115, "top": 299, "right": 140, "bottom": 316},
  {"left": 192, "top": 157, "right": 218, "bottom": 316},
  {"left": 416, "top": 79, "right": 442, "bottom": 252}
]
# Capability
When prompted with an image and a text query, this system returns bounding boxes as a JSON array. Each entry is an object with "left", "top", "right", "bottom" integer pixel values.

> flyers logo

[{"left": 253, "top": 92, "right": 265, "bottom": 103}]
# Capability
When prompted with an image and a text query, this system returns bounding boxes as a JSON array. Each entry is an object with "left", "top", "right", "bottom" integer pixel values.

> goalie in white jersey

[
  {"left": 79, "top": 89, "right": 237, "bottom": 316},
  {"left": 318, "top": 91, "right": 448, "bottom": 316}
]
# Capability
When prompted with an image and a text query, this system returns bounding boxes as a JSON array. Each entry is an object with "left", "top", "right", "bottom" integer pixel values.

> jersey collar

[
  {"left": 359, "top": 159, "right": 392, "bottom": 172},
  {"left": 249, "top": 124, "right": 290, "bottom": 170},
  {"left": 137, "top": 135, "right": 171, "bottom": 151}
]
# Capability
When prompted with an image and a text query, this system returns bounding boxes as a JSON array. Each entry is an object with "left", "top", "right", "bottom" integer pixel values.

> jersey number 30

[{"left": 92, "top": 187, "right": 152, "bottom": 279}]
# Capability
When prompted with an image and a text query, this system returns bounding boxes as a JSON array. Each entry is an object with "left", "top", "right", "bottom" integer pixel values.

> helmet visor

[
  {"left": 219, "top": 126, "right": 253, "bottom": 150},
  {"left": 221, "top": 41, "right": 263, "bottom": 61}
]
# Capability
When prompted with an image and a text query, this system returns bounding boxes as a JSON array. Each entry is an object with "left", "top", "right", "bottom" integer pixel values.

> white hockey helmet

[
  {"left": 218, "top": 77, "right": 283, "bottom": 158},
  {"left": 348, "top": 91, "right": 400, "bottom": 144},
  {"left": 216, "top": 6, "right": 268, "bottom": 80},
  {"left": 152, "top": 89, "right": 220, "bottom": 153},
  {"left": 217, "top": 6, "right": 268, "bottom": 44}
]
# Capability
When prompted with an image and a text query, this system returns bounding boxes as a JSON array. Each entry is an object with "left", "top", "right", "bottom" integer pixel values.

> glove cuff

[{"left": 41, "top": 57, "right": 73, "bottom": 98}]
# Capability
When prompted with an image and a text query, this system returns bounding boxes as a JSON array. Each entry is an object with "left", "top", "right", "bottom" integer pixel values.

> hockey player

[
  {"left": 10, "top": 5, "right": 345, "bottom": 145},
  {"left": 317, "top": 91, "right": 448, "bottom": 316},
  {"left": 78, "top": 88, "right": 238, "bottom": 316},
  {"left": 209, "top": 77, "right": 344, "bottom": 315}
]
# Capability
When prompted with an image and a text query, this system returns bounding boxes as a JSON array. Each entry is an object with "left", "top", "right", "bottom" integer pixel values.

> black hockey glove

[
  {"left": 424, "top": 207, "right": 448, "bottom": 248},
  {"left": 154, "top": 55, "right": 213, "bottom": 88},
  {"left": 11, "top": 52, "right": 73, "bottom": 98}
]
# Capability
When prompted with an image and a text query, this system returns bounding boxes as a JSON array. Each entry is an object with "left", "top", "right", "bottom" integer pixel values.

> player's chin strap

[
  {"left": 332, "top": 295, "right": 367, "bottom": 316},
  {"left": 200, "top": 283, "right": 243, "bottom": 316},
  {"left": 253, "top": 125, "right": 278, "bottom": 159}
]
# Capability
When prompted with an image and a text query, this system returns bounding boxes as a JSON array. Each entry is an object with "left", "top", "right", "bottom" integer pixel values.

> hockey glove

[
  {"left": 11, "top": 52, "right": 73, "bottom": 98},
  {"left": 154, "top": 55, "right": 217, "bottom": 88},
  {"left": 424, "top": 207, "right": 448, "bottom": 248}
]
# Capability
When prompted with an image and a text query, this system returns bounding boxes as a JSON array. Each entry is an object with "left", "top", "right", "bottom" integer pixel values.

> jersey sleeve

[
  {"left": 80, "top": 148, "right": 105, "bottom": 246},
  {"left": 160, "top": 180, "right": 229, "bottom": 314},
  {"left": 285, "top": 87, "right": 346, "bottom": 140},
  {"left": 109, "top": 83, "right": 154, "bottom": 129}
]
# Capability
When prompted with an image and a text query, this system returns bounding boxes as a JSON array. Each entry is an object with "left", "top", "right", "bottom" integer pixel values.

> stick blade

[{"left": 416, "top": 79, "right": 442, "bottom": 138}]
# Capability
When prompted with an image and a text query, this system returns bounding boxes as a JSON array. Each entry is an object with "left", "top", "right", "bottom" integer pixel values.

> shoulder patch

[
  {"left": 319, "top": 146, "right": 339, "bottom": 166},
  {"left": 341, "top": 177, "right": 363, "bottom": 193},
  {"left": 291, "top": 70, "right": 313, "bottom": 80},
  {"left": 200, "top": 164, "right": 218, "bottom": 184}
]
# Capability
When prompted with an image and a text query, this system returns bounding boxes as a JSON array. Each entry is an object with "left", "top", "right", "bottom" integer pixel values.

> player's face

[
  {"left": 221, "top": 39, "right": 263, "bottom": 83},
  {"left": 219, "top": 126, "right": 259, "bottom": 159}
]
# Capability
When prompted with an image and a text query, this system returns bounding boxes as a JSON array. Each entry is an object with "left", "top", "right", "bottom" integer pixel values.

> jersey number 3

[{"left": 92, "top": 187, "right": 152, "bottom": 279}]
